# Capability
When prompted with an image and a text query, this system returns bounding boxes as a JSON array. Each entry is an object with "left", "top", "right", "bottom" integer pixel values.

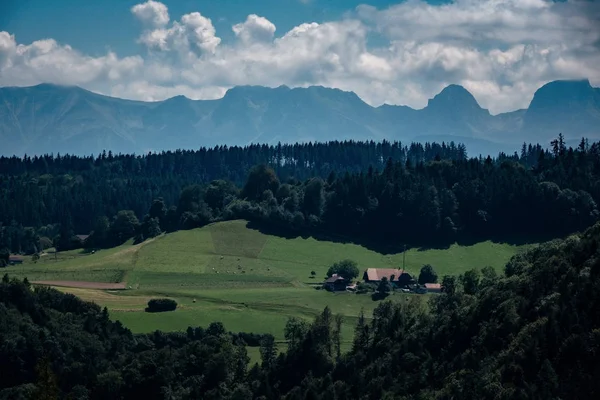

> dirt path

[{"left": 32, "top": 281, "right": 127, "bottom": 290}]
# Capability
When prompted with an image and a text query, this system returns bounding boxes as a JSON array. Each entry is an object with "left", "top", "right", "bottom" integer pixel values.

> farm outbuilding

[
  {"left": 424, "top": 283, "right": 442, "bottom": 293},
  {"left": 323, "top": 274, "right": 347, "bottom": 292},
  {"left": 8, "top": 256, "right": 23, "bottom": 265}
]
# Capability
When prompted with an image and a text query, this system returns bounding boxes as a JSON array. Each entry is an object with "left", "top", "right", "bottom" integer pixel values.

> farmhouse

[
  {"left": 363, "top": 268, "right": 413, "bottom": 287},
  {"left": 8, "top": 256, "right": 24, "bottom": 265},
  {"left": 323, "top": 274, "right": 347, "bottom": 291}
]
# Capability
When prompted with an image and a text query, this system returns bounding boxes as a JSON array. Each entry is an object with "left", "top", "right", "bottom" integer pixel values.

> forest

[
  {"left": 2, "top": 217, "right": 600, "bottom": 399},
  {"left": 1, "top": 135, "right": 596, "bottom": 255}
]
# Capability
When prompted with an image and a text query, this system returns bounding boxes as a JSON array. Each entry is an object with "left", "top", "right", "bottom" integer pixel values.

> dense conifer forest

[
  {"left": 1, "top": 136, "right": 598, "bottom": 256},
  {"left": 2, "top": 218, "right": 600, "bottom": 399}
]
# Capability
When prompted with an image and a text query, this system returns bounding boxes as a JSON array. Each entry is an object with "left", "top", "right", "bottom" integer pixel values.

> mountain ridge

[{"left": 1, "top": 79, "right": 599, "bottom": 157}]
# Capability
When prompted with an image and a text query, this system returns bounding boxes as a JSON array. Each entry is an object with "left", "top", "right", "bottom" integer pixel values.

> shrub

[
  {"left": 356, "top": 282, "right": 373, "bottom": 294},
  {"left": 145, "top": 298, "right": 177, "bottom": 313}
]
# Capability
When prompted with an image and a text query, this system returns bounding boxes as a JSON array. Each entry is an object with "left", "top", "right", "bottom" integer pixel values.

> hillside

[
  {"left": 1, "top": 79, "right": 599, "bottom": 156},
  {"left": 2, "top": 220, "right": 600, "bottom": 399},
  {"left": 6, "top": 220, "right": 530, "bottom": 337}
]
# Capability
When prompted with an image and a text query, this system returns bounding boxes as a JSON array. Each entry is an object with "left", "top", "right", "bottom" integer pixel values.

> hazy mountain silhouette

[{"left": 1, "top": 80, "right": 598, "bottom": 157}]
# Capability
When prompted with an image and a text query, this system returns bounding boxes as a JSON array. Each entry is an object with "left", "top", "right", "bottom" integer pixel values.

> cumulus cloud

[
  {"left": 131, "top": 0, "right": 170, "bottom": 27},
  {"left": 0, "top": 31, "right": 143, "bottom": 87},
  {"left": 233, "top": 15, "right": 276, "bottom": 44},
  {"left": 137, "top": 10, "right": 221, "bottom": 55},
  {"left": 1, "top": 0, "right": 599, "bottom": 114}
]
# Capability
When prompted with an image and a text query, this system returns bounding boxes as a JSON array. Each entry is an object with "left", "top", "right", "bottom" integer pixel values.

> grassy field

[{"left": 11, "top": 220, "right": 533, "bottom": 345}]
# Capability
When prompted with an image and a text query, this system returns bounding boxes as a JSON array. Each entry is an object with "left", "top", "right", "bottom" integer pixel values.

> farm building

[
  {"left": 424, "top": 283, "right": 442, "bottom": 293},
  {"left": 75, "top": 234, "right": 90, "bottom": 244},
  {"left": 363, "top": 268, "right": 413, "bottom": 287},
  {"left": 8, "top": 256, "right": 24, "bottom": 265},
  {"left": 323, "top": 274, "right": 347, "bottom": 291}
]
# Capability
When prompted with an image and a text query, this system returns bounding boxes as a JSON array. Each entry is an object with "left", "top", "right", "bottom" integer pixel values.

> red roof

[
  {"left": 364, "top": 268, "right": 406, "bottom": 281},
  {"left": 424, "top": 283, "right": 441, "bottom": 290}
]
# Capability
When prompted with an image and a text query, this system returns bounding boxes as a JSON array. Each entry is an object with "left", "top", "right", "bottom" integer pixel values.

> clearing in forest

[{"left": 10, "top": 219, "right": 533, "bottom": 341}]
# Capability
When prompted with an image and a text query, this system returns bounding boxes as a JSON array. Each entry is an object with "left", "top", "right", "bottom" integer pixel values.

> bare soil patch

[{"left": 32, "top": 281, "right": 127, "bottom": 290}]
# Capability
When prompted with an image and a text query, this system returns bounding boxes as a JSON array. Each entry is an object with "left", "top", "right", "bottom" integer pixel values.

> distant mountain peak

[
  {"left": 1, "top": 79, "right": 599, "bottom": 157},
  {"left": 528, "top": 79, "right": 598, "bottom": 111},
  {"left": 427, "top": 84, "right": 483, "bottom": 112},
  {"left": 224, "top": 85, "right": 290, "bottom": 96},
  {"left": 164, "top": 94, "right": 190, "bottom": 102}
]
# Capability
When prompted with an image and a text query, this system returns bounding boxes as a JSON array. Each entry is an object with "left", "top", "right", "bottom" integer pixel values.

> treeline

[
  {"left": 1, "top": 136, "right": 595, "bottom": 254},
  {"left": 0, "top": 140, "right": 465, "bottom": 243},
  {"left": 3, "top": 219, "right": 600, "bottom": 399}
]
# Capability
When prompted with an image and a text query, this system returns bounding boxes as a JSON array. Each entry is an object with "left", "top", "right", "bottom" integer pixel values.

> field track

[{"left": 32, "top": 281, "right": 127, "bottom": 290}]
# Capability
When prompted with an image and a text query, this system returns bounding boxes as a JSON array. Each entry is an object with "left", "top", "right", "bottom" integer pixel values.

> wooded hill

[
  {"left": 2, "top": 218, "right": 600, "bottom": 399},
  {"left": 1, "top": 136, "right": 598, "bottom": 256}
]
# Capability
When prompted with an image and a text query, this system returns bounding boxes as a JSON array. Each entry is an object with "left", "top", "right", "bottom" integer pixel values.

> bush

[
  {"left": 145, "top": 298, "right": 177, "bottom": 313},
  {"left": 356, "top": 282, "right": 373, "bottom": 294}
]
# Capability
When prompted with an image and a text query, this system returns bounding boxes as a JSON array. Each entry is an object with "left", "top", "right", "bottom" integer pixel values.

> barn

[{"left": 363, "top": 268, "right": 413, "bottom": 287}]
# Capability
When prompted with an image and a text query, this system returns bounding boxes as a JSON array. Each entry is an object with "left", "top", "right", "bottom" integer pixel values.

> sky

[{"left": 1, "top": 0, "right": 599, "bottom": 114}]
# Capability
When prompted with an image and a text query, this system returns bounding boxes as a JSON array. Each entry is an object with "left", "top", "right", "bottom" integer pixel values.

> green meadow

[{"left": 10, "top": 220, "right": 532, "bottom": 343}]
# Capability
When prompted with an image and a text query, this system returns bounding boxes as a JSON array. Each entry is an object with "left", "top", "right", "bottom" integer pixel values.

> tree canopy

[
  {"left": 418, "top": 264, "right": 438, "bottom": 284},
  {"left": 3, "top": 218, "right": 600, "bottom": 398},
  {"left": 326, "top": 259, "right": 359, "bottom": 281}
]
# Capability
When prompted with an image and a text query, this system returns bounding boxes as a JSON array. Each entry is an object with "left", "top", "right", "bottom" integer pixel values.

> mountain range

[{"left": 1, "top": 79, "right": 599, "bottom": 157}]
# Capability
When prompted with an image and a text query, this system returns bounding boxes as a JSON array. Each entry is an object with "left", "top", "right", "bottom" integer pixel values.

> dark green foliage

[
  {"left": 3, "top": 137, "right": 599, "bottom": 254},
  {"left": 285, "top": 317, "right": 310, "bottom": 351},
  {"left": 4, "top": 217, "right": 600, "bottom": 399},
  {"left": 0, "top": 276, "right": 257, "bottom": 399},
  {"left": 85, "top": 216, "right": 110, "bottom": 249},
  {"left": 373, "top": 276, "right": 392, "bottom": 300},
  {"left": 418, "top": 264, "right": 438, "bottom": 284},
  {"left": 55, "top": 218, "right": 75, "bottom": 252},
  {"left": 145, "top": 298, "right": 177, "bottom": 313},
  {"left": 141, "top": 216, "right": 162, "bottom": 240},
  {"left": 303, "top": 178, "right": 325, "bottom": 218},
  {"left": 441, "top": 275, "right": 457, "bottom": 295},
  {"left": 109, "top": 210, "right": 139, "bottom": 246},
  {"left": 242, "top": 165, "right": 280, "bottom": 202},
  {"left": 460, "top": 268, "right": 481, "bottom": 295},
  {"left": 148, "top": 198, "right": 167, "bottom": 224},
  {"left": 326, "top": 260, "right": 359, "bottom": 282},
  {"left": 259, "top": 334, "right": 277, "bottom": 369},
  {"left": 0, "top": 248, "right": 8, "bottom": 267},
  {"left": 355, "top": 281, "right": 374, "bottom": 294}
]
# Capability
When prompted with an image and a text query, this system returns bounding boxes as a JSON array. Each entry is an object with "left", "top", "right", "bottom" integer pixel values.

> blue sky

[
  {"left": 0, "top": 0, "right": 598, "bottom": 113},
  {"left": 3, "top": 0, "right": 448, "bottom": 55}
]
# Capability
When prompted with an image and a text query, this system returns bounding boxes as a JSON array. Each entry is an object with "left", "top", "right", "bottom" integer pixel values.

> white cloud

[
  {"left": 131, "top": 0, "right": 170, "bottom": 28},
  {"left": 110, "top": 81, "right": 226, "bottom": 102},
  {"left": 137, "top": 11, "right": 221, "bottom": 55},
  {"left": 0, "top": 32, "right": 143, "bottom": 87},
  {"left": 1, "top": 0, "right": 600, "bottom": 114},
  {"left": 233, "top": 15, "right": 276, "bottom": 44}
]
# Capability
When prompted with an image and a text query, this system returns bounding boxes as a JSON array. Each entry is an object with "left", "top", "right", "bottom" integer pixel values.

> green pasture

[{"left": 18, "top": 219, "right": 532, "bottom": 342}]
